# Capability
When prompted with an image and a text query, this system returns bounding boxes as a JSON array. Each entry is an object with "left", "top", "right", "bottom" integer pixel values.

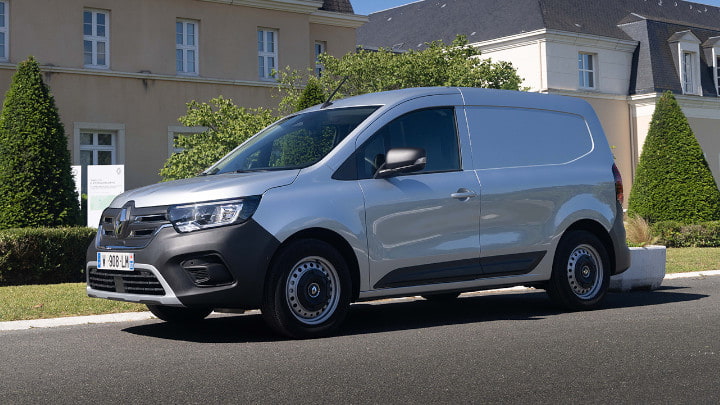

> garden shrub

[
  {"left": 628, "top": 91, "right": 720, "bottom": 223},
  {"left": 0, "top": 227, "right": 96, "bottom": 286},
  {"left": 652, "top": 221, "right": 720, "bottom": 247},
  {"left": 0, "top": 57, "right": 80, "bottom": 229}
]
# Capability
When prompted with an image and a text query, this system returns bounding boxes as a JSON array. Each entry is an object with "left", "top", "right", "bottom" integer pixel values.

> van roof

[{"left": 317, "top": 87, "right": 594, "bottom": 117}]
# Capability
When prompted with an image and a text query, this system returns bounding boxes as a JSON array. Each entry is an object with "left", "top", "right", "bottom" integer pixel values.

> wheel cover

[
  {"left": 566, "top": 244, "right": 603, "bottom": 299},
  {"left": 285, "top": 256, "right": 341, "bottom": 325}
]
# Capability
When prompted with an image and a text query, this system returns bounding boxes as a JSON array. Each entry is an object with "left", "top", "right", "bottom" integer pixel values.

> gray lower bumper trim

[{"left": 86, "top": 262, "right": 184, "bottom": 307}]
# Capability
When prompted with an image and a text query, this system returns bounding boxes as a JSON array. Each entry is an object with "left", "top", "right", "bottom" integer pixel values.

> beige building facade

[{"left": 0, "top": 0, "right": 364, "bottom": 189}]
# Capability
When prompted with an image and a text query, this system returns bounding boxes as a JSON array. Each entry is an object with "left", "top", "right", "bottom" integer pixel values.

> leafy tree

[
  {"left": 277, "top": 35, "right": 523, "bottom": 113},
  {"left": 628, "top": 91, "right": 720, "bottom": 223},
  {"left": 0, "top": 56, "right": 80, "bottom": 229},
  {"left": 160, "top": 97, "right": 277, "bottom": 181}
]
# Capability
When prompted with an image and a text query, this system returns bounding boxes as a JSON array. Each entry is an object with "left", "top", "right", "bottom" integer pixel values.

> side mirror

[{"left": 374, "top": 148, "right": 427, "bottom": 179}]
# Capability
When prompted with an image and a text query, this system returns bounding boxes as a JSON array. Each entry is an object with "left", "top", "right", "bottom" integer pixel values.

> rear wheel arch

[{"left": 562, "top": 219, "right": 616, "bottom": 274}]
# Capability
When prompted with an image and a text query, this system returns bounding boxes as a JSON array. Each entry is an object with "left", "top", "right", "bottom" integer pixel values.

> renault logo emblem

[{"left": 114, "top": 204, "right": 132, "bottom": 238}]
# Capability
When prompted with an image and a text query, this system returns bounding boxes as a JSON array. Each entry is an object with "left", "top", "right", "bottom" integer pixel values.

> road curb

[{"left": 2, "top": 271, "right": 719, "bottom": 331}]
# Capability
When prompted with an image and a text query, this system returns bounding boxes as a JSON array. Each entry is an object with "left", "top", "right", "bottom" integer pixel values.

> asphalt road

[{"left": 1, "top": 276, "right": 718, "bottom": 404}]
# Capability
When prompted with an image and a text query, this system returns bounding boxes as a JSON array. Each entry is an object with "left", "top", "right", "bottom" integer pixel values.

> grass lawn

[
  {"left": 0, "top": 283, "right": 145, "bottom": 322},
  {"left": 1, "top": 247, "right": 718, "bottom": 323},
  {"left": 665, "top": 247, "right": 720, "bottom": 273}
]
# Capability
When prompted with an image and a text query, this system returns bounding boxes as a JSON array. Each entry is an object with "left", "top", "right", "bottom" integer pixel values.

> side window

[
  {"left": 465, "top": 107, "right": 593, "bottom": 169},
  {"left": 356, "top": 108, "right": 460, "bottom": 179}
]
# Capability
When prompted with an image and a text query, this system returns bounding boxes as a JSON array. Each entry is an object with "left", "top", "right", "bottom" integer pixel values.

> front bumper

[{"left": 86, "top": 219, "right": 280, "bottom": 309}]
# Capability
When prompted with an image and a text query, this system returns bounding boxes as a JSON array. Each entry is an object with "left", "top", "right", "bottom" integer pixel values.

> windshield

[{"left": 206, "top": 106, "right": 379, "bottom": 175}]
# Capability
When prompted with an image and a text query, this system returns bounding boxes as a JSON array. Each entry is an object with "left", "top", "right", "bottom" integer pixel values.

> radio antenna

[{"left": 321, "top": 76, "right": 349, "bottom": 109}]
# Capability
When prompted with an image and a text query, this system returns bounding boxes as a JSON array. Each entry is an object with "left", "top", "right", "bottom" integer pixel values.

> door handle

[{"left": 451, "top": 188, "right": 477, "bottom": 200}]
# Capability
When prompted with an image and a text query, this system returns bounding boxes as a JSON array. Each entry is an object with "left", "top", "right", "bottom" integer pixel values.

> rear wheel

[
  {"left": 546, "top": 230, "right": 610, "bottom": 310},
  {"left": 147, "top": 305, "right": 212, "bottom": 323},
  {"left": 261, "top": 239, "right": 351, "bottom": 339}
]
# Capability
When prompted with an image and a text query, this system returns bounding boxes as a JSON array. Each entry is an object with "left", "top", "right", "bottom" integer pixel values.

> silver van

[{"left": 87, "top": 87, "right": 630, "bottom": 338}]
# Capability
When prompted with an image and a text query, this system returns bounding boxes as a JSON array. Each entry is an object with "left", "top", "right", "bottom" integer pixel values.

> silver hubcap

[
  {"left": 566, "top": 244, "right": 603, "bottom": 299},
  {"left": 285, "top": 256, "right": 341, "bottom": 325}
]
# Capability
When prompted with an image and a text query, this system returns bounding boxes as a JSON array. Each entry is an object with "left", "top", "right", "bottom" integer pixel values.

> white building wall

[{"left": 544, "top": 38, "right": 635, "bottom": 95}]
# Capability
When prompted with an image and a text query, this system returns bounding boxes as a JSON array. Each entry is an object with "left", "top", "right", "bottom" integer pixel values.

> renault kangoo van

[{"left": 87, "top": 87, "right": 630, "bottom": 338}]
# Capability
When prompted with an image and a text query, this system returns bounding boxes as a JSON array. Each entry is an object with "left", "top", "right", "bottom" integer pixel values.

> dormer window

[
  {"left": 668, "top": 30, "right": 701, "bottom": 95},
  {"left": 704, "top": 37, "right": 720, "bottom": 96},
  {"left": 682, "top": 51, "right": 695, "bottom": 93}
]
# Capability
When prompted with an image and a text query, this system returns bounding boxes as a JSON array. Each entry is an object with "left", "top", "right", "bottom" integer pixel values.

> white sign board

[
  {"left": 71, "top": 165, "right": 82, "bottom": 205},
  {"left": 87, "top": 165, "right": 125, "bottom": 228}
]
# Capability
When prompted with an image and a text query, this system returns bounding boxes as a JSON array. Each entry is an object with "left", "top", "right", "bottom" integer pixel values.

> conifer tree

[
  {"left": 0, "top": 57, "right": 80, "bottom": 229},
  {"left": 294, "top": 76, "right": 327, "bottom": 112},
  {"left": 628, "top": 91, "right": 720, "bottom": 222}
]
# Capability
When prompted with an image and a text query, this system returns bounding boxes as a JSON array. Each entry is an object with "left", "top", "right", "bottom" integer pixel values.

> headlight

[{"left": 168, "top": 196, "right": 261, "bottom": 233}]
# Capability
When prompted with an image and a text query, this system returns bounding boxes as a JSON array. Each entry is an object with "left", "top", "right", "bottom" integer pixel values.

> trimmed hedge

[
  {"left": 0, "top": 227, "right": 96, "bottom": 286},
  {"left": 628, "top": 91, "right": 720, "bottom": 222},
  {"left": 652, "top": 221, "right": 720, "bottom": 248},
  {"left": 0, "top": 57, "right": 80, "bottom": 229}
]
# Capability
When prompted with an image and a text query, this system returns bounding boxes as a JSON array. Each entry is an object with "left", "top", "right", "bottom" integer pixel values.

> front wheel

[
  {"left": 261, "top": 239, "right": 352, "bottom": 339},
  {"left": 546, "top": 230, "right": 610, "bottom": 310},
  {"left": 147, "top": 305, "right": 212, "bottom": 323}
]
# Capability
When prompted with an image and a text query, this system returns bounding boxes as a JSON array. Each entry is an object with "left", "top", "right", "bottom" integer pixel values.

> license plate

[{"left": 97, "top": 252, "right": 135, "bottom": 271}]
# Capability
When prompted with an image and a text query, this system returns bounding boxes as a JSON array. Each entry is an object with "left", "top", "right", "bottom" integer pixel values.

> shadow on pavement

[{"left": 122, "top": 286, "right": 707, "bottom": 343}]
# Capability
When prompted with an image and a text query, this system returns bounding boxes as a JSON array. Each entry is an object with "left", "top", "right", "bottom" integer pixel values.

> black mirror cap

[{"left": 375, "top": 148, "right": 426, "bottom": 178}]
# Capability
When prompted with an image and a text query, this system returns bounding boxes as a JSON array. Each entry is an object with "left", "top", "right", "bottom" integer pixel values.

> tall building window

[
  {"left": 315, "top": 41, "right": 326, "bottom": 76},
  {"left": 578, "top": 53, "right": 595, "bottom": 89},
  {"left": 0, "top": 1, "right": 8, "bottom": 61},
  {"left": 84, "top": 9, "right": 109, "bottom": 68},
  {"left": 682, "top": 51, "right": 694, "bottom": 94},
  {"left": 176, "top": 20, "right": 198, "bottom": 75},
  {"left": 79, "top": 131, "right": 116, "bottom": 193},
  {"left": 258, "top": 28, "right": 278, "bottom": 80}
]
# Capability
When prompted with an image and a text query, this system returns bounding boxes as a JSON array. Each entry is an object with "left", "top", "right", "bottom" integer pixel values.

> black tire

[
  {"left": 421, "top": 292, "right": 461, "bottom": 302},
  {"left": 261, "top": 239, "right": 352, "bottom": 339},
  {"left": 546, "top": 230, "right": 610, "bottom": 310},
  {"left": 147, "top": 304, "right": 212, "bottom": 323}
]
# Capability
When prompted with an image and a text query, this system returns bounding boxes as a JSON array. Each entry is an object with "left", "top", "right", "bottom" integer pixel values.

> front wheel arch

[{"left": 261, "top": 238, "right": 352, "bottom": 338}]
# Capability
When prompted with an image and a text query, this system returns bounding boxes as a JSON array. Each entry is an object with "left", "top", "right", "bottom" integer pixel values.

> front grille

[
  {"left": 88, "top": 268, "right": 166, "bottom": 296},
  {"left": 97, "top": 202, "right": 171, "bottom": 249}
]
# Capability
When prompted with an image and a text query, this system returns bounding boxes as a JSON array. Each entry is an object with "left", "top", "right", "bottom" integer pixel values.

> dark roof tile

[{"left": 320, "top": 0, "right": 354, "bottom": 13}]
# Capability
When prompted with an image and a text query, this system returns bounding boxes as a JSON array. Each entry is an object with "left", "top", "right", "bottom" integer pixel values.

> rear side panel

[{"left": 462, "top": 101, "right": 620, "bottom": 280}]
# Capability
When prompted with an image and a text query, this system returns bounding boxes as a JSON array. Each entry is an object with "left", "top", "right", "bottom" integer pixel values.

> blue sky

[{"left": 351, "top": 0, "right": 720, "bottom": 15}]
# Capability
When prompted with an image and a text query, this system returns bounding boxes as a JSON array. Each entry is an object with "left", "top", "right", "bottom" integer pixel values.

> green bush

[
  {"left": 0, "top": 227, "right": 96, "bottom": 286},
  {"left": 652, "top": 221, "right": 720, "bottom": 247},
  {"left": 0, "top": 57, "right": 80, "bottom": 229},
  {"left": 628, "top": 91, "right": 720, "bottom": 222}
]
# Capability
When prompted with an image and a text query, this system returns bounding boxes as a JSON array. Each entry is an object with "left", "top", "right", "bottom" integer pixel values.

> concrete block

[{"left": 610, "top": 245, "right": 666, "bottom": 292}]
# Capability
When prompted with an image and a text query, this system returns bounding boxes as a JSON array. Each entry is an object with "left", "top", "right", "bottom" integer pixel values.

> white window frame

[
  {"left": 682, "top": 51, "right": 695, "bottom": 94},
  {"left": 73, "top": 123, "right": 125, "bottom": 166},
  {"left": 167, "top": 126, "right": 207, "bottom": 157},
  {"left": 314, "top": 41, "right": 326, "bottom": 76},
  {"left": 79, "top": 132, "right": 117, "bottom": 165},
  {"left": 176, "top": 19, "right": 199, "bottom": 75},
  {"left": 578, "top": 52, "right": 596, "bottom": 89},
  {"left": 83, "top": 9, "right": 110, "bottom": 69},
  {"left": 258, "top": 28, "right": 278, "bottom": 80},
  {"left": 0, "top": 1, "right": 9, "bottom": 62}
]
